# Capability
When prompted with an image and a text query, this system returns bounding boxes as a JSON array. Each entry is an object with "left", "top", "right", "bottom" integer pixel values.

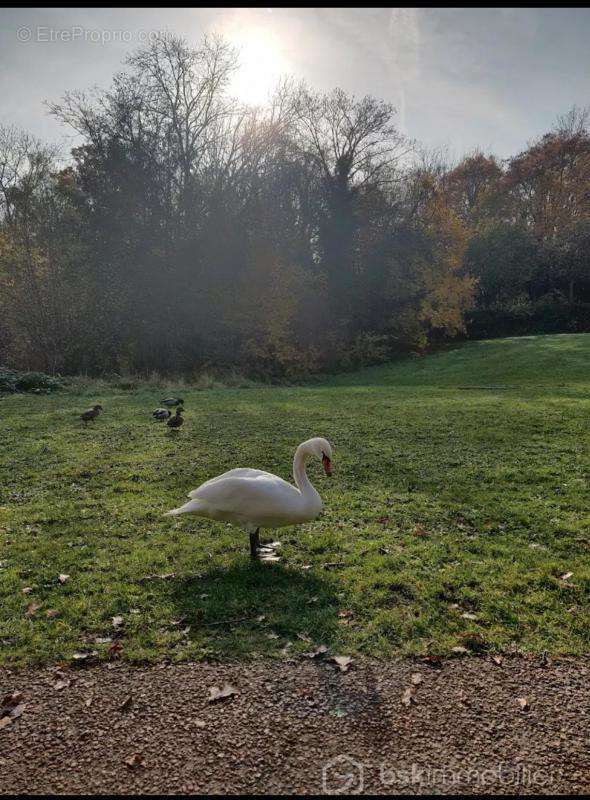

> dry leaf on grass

[
  {"left": 208, "top": 684, "right": 239, "bottom": 703},
  {"left": 302, "top": 645, "right": 329, "bottom": 659},
  {"left": 25, "top": 602, "right": 41, "bottom": 617},
  {"left": 331, "top": 655, "right": 353, "bottom": 673},
  {"left": 108, "top": 641, "right": 123, "bottom": 660},
  {"left": 71, "top": 651, "right": 98, "bottom": 664},
  {"left": 111, "top": 616, "right": 124, "bottom": 628},
  {"left": 58, "top": 574, "right": 70, "bottom": 584}
]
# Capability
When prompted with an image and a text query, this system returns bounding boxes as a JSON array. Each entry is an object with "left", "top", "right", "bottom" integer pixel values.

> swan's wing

[
  {"left": 188, "top": 469, "right": 280, "bottom": 497},
  {"left": 188, "top": 470, "right": 300, "bottom": 518}
]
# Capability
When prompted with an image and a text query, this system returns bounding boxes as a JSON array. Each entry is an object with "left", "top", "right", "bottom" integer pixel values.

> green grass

[{"left": 1, "top": 333, "right": 589, "bottom": 667}]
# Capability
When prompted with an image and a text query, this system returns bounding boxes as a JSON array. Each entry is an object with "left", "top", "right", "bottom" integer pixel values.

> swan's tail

[{"left": 164, "top": 499, "right": 202, "bottom": 517}]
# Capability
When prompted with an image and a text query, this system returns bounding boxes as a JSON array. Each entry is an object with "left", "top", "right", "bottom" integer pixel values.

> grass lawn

[{"left": 1, "top": 333, "right": 589, "bottom": 667}]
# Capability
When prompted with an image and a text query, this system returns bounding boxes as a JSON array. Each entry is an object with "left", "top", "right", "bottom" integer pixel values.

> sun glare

[{"left": 227, "top": 26, "right": 289, "bottom": 106}]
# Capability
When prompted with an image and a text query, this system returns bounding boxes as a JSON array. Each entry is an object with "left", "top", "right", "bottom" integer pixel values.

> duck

[
  {"left": 166, "top": 407, "right": 184, "bottom": 429},
  {"left": 160, "top": 397, "right": 184, "bottom": 407},
  {"left": 153, "top": 408, "right": 172, "bottom": 421},
  {"left": 80, "top": 404, "right": 103, "bottom": 424},
  {"left": 165, "top": 437, "right": 333, "bottom": 559}
]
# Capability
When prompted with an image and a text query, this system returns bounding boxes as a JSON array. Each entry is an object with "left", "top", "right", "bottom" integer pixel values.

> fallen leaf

[
  {"left": 71, "top": 651, "right": 98, "bottom": 664},
  {"left": 491, "top": 655, "right": 504, "bottom": 666},
  {"left": 46, "top": 609, "right": 60, "bottom": 619},
  {"left": 21, "top": 587, "right": 32, "bottom": 595},
  {"left": 0, "top": 716, "right": 12, "bottom": 729},
  {"left": 107, "top": 641, "right": 123, "bottom": 660},
  {"left": 9, "top": 704, "right": 25, "bottom": 719},
  {"left": 94, "top": 636, "right": 112, "bottom": 645},
  {"left": 302, "top": 644, "right": 329, "bottom": 659},
  {"left": 517, "top": 697, "right": 529, "bottom": 711},
  {"left": 111, "top": 616, "right": 124, "bottom": 628},
  {"left": 118, "top": 694, "right": 133, "bottom": 712},
  {"left": 58, "top": 574, "right": 70, "bottom": 584},
  {"left": 413, "top": 524, "right": 429, "bottom": 537},
  {"left": 461, "top": 612, "right": 478, "bottom": 620},
  {"left": 53, "top": 679, "right": 70, "bottom": 691},
  {"left": 331, "top": 655, "right": 353, "bottom": 673},
  {"left": 402, "top": 687, "right": 417, "bottom": 707},
  {"left": 195, "top": 719, "right": 206, "bottom": 729},
  {"left": 410, "top": 673, "right": 423, "bottom": 685},
  {"left": 208, "top": 684, "right": 239, "bottom": 703},
  {"left": 1, "top": 692, "right": 23, "bottom": 717},
  {"left": 451, "top": 646, "right": 469, "bottom": 655},
  {"left": 279, "top": 642, "right": 293, "bottom": 657},
  {"left": 25, "top": 601, "right": 41, "bottom": 617},
  {"left": 266, "top": 632, "right": 279, "bottom": 640},
  {"left": 125, "top": 753, "right": 144, "bottom": 769},
  {"left": 560, "top": 571, "right": 573, "bottom": 581}
]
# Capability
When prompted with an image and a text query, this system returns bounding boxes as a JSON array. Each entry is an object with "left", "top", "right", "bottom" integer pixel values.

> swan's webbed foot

[{"left": 249, "top": 529, "right": 281, "bottom": 562}]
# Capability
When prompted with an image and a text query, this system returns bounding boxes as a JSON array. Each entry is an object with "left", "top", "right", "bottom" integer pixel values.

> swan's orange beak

[{"left": 322, "top": 454, "right": 332, "bottom": 476}]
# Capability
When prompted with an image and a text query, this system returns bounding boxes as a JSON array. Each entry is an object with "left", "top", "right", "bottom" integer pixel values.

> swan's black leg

[{"left": 250, "top": 528, "right": 261, "bottom": 559}]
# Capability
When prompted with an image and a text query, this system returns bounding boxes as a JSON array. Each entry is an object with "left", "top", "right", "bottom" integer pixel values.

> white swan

[{"left": 165, "top": 437, "right": 333, "bottom": 558}]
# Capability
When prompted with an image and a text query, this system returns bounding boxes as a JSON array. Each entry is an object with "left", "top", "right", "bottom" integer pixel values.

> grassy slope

[{"left": 0, "top": 333, "right": 589, "bottom": 667}]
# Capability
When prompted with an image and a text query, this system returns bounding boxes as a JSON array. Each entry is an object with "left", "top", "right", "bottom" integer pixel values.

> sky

[{"left": 1, "top": 7, "right": 590, "bottom": 162}]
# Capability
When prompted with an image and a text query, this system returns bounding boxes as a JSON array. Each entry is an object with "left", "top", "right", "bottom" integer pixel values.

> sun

[{"left": 227, "top": 26, "right": 289, "bottom": 106}]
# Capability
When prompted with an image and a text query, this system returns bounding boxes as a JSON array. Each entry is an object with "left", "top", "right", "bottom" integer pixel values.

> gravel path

[{"left": 1, "top": 655, "right": 588, "bottom": 795}]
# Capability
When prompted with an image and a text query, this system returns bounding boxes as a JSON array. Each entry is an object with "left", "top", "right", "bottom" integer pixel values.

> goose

[
  {"left": 165, "top": 437, "right": 333, "bottom": 559},
  {"left": 160, "top": 397, "right": 184, "bottom": 407},
  {"left": 166, "top": 407, "right": 184, "bottom": 429},
  {"left": 81, "top": 404, "right": 103, "bottom": 424},
  {"left": 153, "top": 408, "right": 171, "bottom": 420}
]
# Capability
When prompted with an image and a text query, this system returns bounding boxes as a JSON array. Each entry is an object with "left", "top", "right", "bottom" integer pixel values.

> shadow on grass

[{"left": 168, "top": 561, "right": 340, "bottom": 655}]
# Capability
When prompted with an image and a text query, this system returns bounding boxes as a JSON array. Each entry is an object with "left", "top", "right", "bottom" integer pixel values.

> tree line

[{"left": 1, "top": 35, "right": 589, "bottom": 379}]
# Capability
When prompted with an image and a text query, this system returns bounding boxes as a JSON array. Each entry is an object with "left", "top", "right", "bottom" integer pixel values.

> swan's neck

[{"left": 293, "top": 444, "right": 321, "bottom": 506}]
